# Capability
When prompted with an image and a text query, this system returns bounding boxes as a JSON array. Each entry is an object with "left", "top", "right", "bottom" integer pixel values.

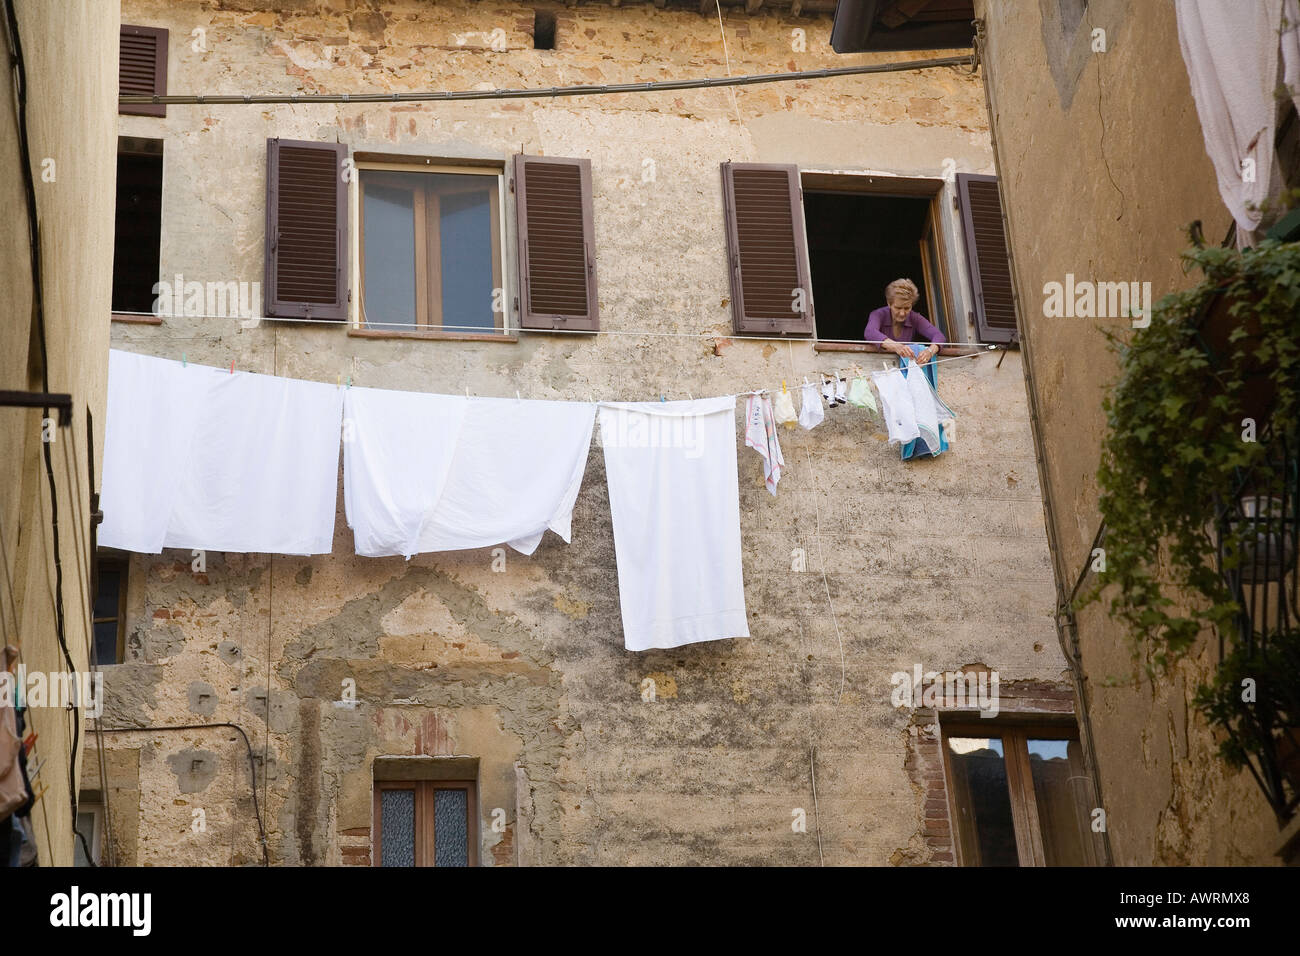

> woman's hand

[
  {"left": 919, "top": 343, "right": 940, "bottom": 363},
  {"left": 882, "top": 338, "right": 911, "bottom": 359}
]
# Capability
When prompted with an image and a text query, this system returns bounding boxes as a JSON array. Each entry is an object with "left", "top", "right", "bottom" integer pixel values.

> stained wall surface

[
  {"left": 96, "top": 0, "right": 1068, "bottom": 865},
  {"left": 976, "top": 0, "right": 1284, "bottom": 863}
]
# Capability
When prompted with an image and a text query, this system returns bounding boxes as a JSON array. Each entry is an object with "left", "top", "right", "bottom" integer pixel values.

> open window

[
  {"left": 800, "top": 173, "right": 953, "bottom": 344},
  {"left": 111, "top": 137, "right": 163, "bottom": 318}
]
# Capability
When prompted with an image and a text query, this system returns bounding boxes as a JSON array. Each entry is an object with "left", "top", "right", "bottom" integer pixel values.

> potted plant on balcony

[{"left": 1083, "top": 238, "right": 1300, "bottom": 671}]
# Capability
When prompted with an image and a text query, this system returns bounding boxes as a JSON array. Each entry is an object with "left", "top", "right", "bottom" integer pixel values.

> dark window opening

[
  {"left": 112, "top": 138, "right": 164, "bottom": 315},
  {"left": 92, "top": 555, "right": 128, "bottom": 666},
  {"left": 802, "top": 191, "right": 949, "bottom": 343},
  {"left": 533, "top": 11, "right": 556, "bottom": 50}
]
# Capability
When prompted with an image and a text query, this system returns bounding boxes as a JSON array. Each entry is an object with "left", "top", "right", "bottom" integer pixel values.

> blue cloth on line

[{"left": 899, "top": 343, "right": 949, "bottom": 460}]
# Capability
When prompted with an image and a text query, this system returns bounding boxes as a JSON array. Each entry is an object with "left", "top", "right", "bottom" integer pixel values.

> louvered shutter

[
  {"left": 721, "top": 162, "right": 814, "bottom": 336},
  {"left": 957, "top": 173, "right": 1018, "bottom": 344},
  {"left": 264, "top": 139, "right": 349, "bottom": 320},
  {"left": 513, "top": 155, "right": 599, "bottom": 331},
  {"left": 119, "top": 26, "right": 168, "bottom": 117}
]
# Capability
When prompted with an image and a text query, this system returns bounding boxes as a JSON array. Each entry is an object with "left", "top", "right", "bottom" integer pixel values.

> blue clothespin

[{"left": 659, "top": 394, "right": 666, "bottom": 403}]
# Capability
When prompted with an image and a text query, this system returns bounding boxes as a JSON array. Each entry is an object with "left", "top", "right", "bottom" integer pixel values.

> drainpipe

[{"left": 973, "top": 16, "right": 1115, "bottom": 866}]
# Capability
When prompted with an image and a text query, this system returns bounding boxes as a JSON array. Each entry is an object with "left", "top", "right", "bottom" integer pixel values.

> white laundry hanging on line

[
  {"left": 871, "top": 361, "right": 955, "bottom": 455},
  {"left": 343, "top": 387, "right": 597, "bottom": 558},
  {"left": 99, "top": 350, "right": 345, "bottom": 555},
  {"left": 599, "top": 396, "right": 749, "bottom": 651},
  {"left": 162, "top": 367, "right": 344, "bottom": 554},
  {"left": 798, "top": 380, "right": 824, "bottom": 429},
  {"left": 99, "top": 350, "right": 224, "bottom": 553},
  {"left": 1175, "top": 0, "right": 1285, "bottom": 243},
  {"left": 744, "top": 392, "right": 785, "bottom": 495}
]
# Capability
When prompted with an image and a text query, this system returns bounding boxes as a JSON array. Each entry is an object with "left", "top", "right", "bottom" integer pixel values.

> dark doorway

[
  {"left": 803, "top": 191, "right": 949, "bottom": 343},
  {"left": 112, "top": 139, "right": 164, "bottom": 315}
]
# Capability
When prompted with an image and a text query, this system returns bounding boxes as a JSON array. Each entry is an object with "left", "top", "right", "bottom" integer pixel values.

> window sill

[
  {"left": 348, "top": 327, "right": 518, "bottom": 343},
  {"left": 111, "top": 313, "right": 163, "bottom": 325},
  {"left": 813, "top": 341, "right": 982, "bottom": 357}
]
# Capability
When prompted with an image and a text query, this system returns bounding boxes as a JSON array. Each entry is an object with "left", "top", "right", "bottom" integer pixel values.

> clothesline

[
  {"left": 110, "top": 308, "right": 1005, "bottom": 348},
  {"left": 148, "top": 345, "right": 991, "bottom": 406}
]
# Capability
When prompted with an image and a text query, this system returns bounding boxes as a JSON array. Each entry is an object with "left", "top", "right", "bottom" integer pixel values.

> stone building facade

[{"left": 88, "top": 0, "right": 1082, "bottom": 866}]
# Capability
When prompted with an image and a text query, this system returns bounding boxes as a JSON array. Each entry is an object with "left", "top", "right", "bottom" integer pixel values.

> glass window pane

[
  {"left": 946, "top": 736, "right": 1019, "bottom": 866},
  {"left": 431, "top": 175, "right": 496, "bottom": 331},
  {"left": 1028, "top": 738, "right": 1094, "bottom": 866},
  {"left": 433, "top": 787, "right": 470, "bottom": 867},
  {"left": 380, "top": 788, "right": 416, "bottom": 867},
  {"left": 93, "top": 621, "right": 119, "bottom": 667},
  {"left": 362, "top": 173, "right": 418, "bottom": 328}
]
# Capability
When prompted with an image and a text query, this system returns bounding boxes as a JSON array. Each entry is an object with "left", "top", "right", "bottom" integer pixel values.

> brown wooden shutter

[
  {"left": 119, "top": 25, "right": 168, "bottom": 117},
  {"left": 720, "top": 162, "right": 814, "bottom": 336},
  {"left": 513, "top": 155, "right": 598, "bottom": 331},
  {"left": 264, "top": 139, "right": 349, "bottom": 321},
  {"left": 957, "top": 173, "right": 1018, "bottom": 344}
]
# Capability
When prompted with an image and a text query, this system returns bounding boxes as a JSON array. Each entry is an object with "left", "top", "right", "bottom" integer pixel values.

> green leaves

[{"left": 1085, "top": 241, "right": 1300, "bottom": 670}]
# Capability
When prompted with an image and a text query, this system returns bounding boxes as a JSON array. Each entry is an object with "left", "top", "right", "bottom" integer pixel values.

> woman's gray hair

[{"left": 885, "top": 278, "right": 919, "bottom": 304}]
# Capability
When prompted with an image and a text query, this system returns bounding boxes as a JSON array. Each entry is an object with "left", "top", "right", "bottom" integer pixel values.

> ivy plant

[{"left": 1082, "top": 239, "right": 1300, "bottom": 672}]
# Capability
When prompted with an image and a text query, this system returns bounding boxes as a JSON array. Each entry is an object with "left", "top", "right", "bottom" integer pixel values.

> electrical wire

[{"left": 118, "top": 53, "right": 977, "bottom": 107}]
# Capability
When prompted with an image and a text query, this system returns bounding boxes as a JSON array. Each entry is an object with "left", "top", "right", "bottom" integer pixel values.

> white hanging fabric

[
  {"left": 1175, "top": 0, "right": 1285, "bottom": 244},
  {"left": 798, "top": 380, "right": 824, "bottom": 430},
  {"left": 599, "top": 397, "right": 749, "bottom": 651},
  {"left": 100, "top": 350, "right": 343, "bottom": 555},
  {"left": 162, "top": 368, "right": 344, "bottom": 555},
  {"left": 871, "top": 362, "right": 954, "bottom": 455},
  {"left": 99, "top": 350, "right": 222, "bottom": 553},
  {"left": 343, "top": 387, "right": 597, "bottom": 558},
  {"left": 744, "top": 392, "right": 785, "bottom": 495}
]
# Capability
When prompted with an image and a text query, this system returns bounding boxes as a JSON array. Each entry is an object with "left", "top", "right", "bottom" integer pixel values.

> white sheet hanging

[
  {"left": 1175, "top": 0, "right": 1285, "bottom": 244},
  {"left": 99, "top": 350, "right": 223, "bottom": 553},
  {"left": 162, "top": 369, "right": 344, "bottom": 555},
  {"left": 343, "top": 387, "right": 596, "bottom": 557},
  {"left": 99, "top": 350, "right": 343, "bottom": 555},
  {"left": 599, "top": 396, "right": 749, "bottom": 651},
  {"left": 871, "top": 368, "right": 920, "bottom": 446},
  {"left": 343, "top": 387, "right": 470, "bottom": 558}
]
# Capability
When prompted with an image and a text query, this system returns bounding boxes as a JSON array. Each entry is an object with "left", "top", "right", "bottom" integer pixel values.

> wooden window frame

[
  {"left": 92, "top": 556, "right": 129, "bottom": 667},
  {"left": 939, "top": 720, "right": 1095, "bottom": 867},
  {"left": 119, "top": 25, "right": 168, "bottom": 118},
  {"left": 372, "top": 779, "right": 479, "bottom": 867},
  {"left": 355, "top": 161, "right": 507, "bottom": 337}
]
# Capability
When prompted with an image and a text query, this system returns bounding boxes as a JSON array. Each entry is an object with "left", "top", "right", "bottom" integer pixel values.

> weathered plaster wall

[
  {"left": 1, "top": 0, "right": 116, "bottom": 866},
  {"left": 976, "top": 0, "right": 1283, "bottom": 863},
  {"left": 98, "top": 0, "right": 1067, "bottom": 865}
]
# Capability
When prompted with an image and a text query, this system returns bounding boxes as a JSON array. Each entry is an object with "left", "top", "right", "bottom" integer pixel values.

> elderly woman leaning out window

[{"left": 864, "top": 278, "right": 945, "bottom": 362}]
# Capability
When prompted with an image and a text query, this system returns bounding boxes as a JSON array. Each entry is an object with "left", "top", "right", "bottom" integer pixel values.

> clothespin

[
  {"left": 465, "top": 385, "right": 471, "bottom": 398},
  {"left": 515, "top": 390, "right": 521, "bottom": 403},
  {"left": 229, "top": 359, "right": 235, "bottom": 375},
  {"left": 337, "top": 373, "right": 341, "bottom": 389},
  {"left": 781, "top": 379, "right": 787, "bottom": 394},
  {"left": 659, "top": 394, "right": 666, "bottom": 403},
  {"left": 346, "top": 376, "right": 351, "bottom": 389},
  {"left": 181, "top": 353, "right": 187, "bottom": 368}
]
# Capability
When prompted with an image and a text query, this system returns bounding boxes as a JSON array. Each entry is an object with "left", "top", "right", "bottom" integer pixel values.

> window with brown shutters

[
  {"left": 721, "top": 162, "right": 815, "bottom": 337},
  {"left": 264, "top": 139, "right": 349, "bottom": 321},
  {"left": 957, "top": 173, "right": 1018, "bottom": 344},
  {"left": 513, "top": 155, "right": 598, "bottom": 331},
  {"left": 119, "top": 25, "right": 168, "bottom": 118}
]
